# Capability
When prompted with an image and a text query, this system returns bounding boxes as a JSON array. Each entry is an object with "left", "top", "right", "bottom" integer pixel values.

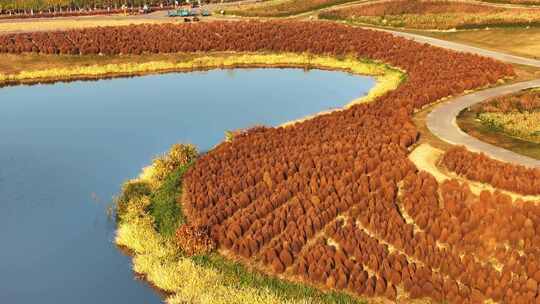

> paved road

[
  {"left": 427, "top": 80, "right": 540, "bottom": 168},
  {"left": 372, "top": 28, "right": 540, "bottom": 168},
  {"left": 346, "top": 25, "right": 540, "bottom": 167},
  {"left": 372, "top": 28, "right": 540, "bottom": 68}
]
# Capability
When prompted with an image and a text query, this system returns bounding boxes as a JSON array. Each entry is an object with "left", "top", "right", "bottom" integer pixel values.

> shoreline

[
  {"left": 111, "top": 53, "right": 403, "bottom": 304},
  {"left": 0, "top": 52, "right": 404, "bottom": 130},
  {"left": 0, "top": 52, "right": 403, "bottom": 88}
]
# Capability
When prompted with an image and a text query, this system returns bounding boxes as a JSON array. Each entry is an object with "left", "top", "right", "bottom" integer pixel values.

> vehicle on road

[{"left": 168, "top": 8, "right": 192, "bottom": 17}]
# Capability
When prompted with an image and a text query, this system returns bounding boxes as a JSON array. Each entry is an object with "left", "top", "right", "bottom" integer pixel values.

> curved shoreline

[
  {"left": 111, "top": 53, "right": 403, "bottom": 304},
  {"left": 427, "top": 79, "right": 540, "bottom": 167},
  {"left": 0, "top": 52, "right": 403, "bottom": 91}
]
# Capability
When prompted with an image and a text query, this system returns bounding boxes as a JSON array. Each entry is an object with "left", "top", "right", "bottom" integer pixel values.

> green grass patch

[{"left": 148, "top": 161, "right": 193, "bottom": 236}]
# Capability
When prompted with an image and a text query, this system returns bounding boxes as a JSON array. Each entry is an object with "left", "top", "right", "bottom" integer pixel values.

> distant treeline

[{"left": 0, "top": 0, "right": 228, "bottom": 14}]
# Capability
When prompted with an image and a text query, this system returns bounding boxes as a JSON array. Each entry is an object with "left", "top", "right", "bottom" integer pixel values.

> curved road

[
  {"left": 375, "top": 28, "right": 540, "bottom": 167},
  {"left": 427, "top": 80, "right": 540, "bottom": 168}
]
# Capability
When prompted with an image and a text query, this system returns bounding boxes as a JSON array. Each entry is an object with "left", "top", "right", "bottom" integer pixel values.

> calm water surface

[{"left": 0, "top": 68, "right": 374, "bottom": 304}]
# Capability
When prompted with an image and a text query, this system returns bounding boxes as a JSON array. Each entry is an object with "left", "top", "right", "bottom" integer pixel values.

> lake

[{"left": 0, "top": 68, "right": 374, "bottom": 303}]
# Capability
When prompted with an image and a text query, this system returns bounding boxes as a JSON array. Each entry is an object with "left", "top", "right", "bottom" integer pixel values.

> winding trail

[{"left": 372, "top": 28, "right": 540, "bottom": 167}]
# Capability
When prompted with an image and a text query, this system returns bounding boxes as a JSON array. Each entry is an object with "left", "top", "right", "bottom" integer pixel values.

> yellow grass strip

[{"left": 0, "top": 52, "right": 402, "bottom": 88}]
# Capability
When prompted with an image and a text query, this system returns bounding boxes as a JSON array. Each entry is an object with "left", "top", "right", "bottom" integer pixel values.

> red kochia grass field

[
  {"left": 442, "top": 146, "right": 540, "bottom": 195},
  {"left": 8, "top": 21, "right": 540, "bottom": 303}
]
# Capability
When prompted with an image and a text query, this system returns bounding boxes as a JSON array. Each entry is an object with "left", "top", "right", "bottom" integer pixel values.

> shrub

[
  {"left": 116, "top": 180, "right": 152, "bottom": 218},
  {"left": 441, "top": 146, "right": 540, "bottom": 195},
  {"left": 153, "top": 143, "right": 198, "bottom": 183},
  {"left": 176, "top": 224, "right": 216, "bottom": 256}
]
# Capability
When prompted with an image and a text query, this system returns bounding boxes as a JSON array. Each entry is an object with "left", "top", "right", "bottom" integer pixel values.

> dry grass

[
  {"left": 0, "top": 53, "right": 190, "bottom": 75},
  {"left": 224, "top": 0, "right": 360, "bottom": 17},
  {"left": 0, "top": 16, "right": 168, "bottom": 34},
  {"left": 0, "top": 53, "right": 403, "bottom": 101},
  {"left": 422, "top": 27, "right": 540, "bottom": 59},
  {"left": 479, "top": 111, "right": 540, "bottom": 143}
]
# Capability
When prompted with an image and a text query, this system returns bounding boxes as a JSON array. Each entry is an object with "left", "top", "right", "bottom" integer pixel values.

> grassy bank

[
  {"left": 115, "top": 144, "right": 365, "bottom": 304},
  {"left": 0, "top": 52, "right": 404, "bottom": 107},
  {"left": 0, "top": 53, "right": 404, "bottom": 149}
]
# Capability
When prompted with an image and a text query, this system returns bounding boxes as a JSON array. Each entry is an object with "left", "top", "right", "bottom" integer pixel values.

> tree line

[
  {"left": 0, "top": 0, "right": 163, "bottom": 13},
  {"left": 0, "top": 0, "right": 228, "bottom": 14}
]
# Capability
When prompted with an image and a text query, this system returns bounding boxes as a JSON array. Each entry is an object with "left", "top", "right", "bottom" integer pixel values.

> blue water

[{"left": 0, "top": 68, "right": 374, "bottom": 304}]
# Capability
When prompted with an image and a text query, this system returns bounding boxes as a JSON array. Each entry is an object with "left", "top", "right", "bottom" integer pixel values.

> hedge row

[
  {"left": 402, "top": 172, "right": 540, "bottom": 303},
  {"left": 441, "top": 146, "right": 540, "bottom": 195}
]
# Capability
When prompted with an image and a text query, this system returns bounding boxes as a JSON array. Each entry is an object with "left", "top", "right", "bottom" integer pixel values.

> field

[
  {"left": 320, "top": 0, "right": 540, "bottom": 30},
  {"left": 53, "top": 20, "right": 528, "bottom": 304},
  {"left": 223, "top": 0, "right": 360, "bottom": 17},
  {"left": 417, "top": 27, "right": 540, "bottom": 59},
  {"left": 16, "top": 20, "right": 537, "bottom": 304},
  {"left": 3, "top": 5, "right": 540, "bottom": 304},
  {"left": 116, "top": 144, "right": 364, "bottom": 304}
]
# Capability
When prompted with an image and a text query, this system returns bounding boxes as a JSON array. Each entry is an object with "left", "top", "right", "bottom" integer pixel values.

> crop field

[
  {"left": 7, "top": 19, "right": 540, "bottom": 304},
  {"left": 223, "top": 0, "right": 359, "bottom": 17},
  {"left": 320, "top": 0, "right": 540, "bottom": 30}
]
